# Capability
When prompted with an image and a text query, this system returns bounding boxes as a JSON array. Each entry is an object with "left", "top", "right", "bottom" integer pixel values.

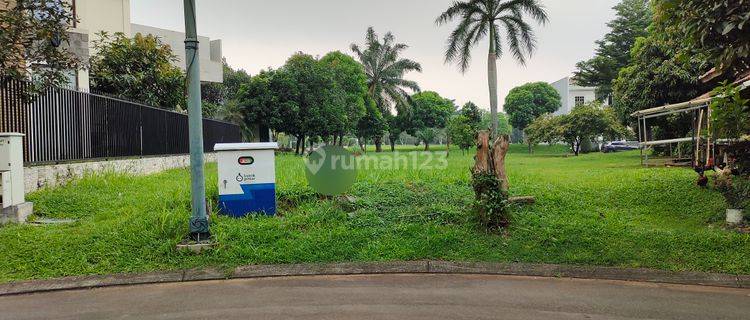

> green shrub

[
  {"left": 716, "top": 174, "right": 750, "bottom": 214},
  {"left": 728, "top": 141, "right": 750, "bottom": 177},
  {"left": 471, "top": 172, "right": 510, "bottom": 231}
]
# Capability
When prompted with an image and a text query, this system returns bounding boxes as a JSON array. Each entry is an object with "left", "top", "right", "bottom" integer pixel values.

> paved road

[{"left": 1, "top": 274, "right": 748, "bottom": 319}]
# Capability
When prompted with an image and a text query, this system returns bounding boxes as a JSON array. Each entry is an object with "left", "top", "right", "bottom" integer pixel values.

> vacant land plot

[{"left": 0, "top": 145, "right": 747, "bottom": 283}]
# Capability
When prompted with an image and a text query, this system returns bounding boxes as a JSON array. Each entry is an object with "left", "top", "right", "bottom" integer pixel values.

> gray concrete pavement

[{"left": 0, "top": 274, "right": 748, "bottom": 319}]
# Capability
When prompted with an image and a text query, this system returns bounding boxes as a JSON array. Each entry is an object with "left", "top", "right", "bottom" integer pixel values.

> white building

[
  {"left": 131, "top": 24, "right": 223, "bottom": 83},
  {"left": 550, "top": 77, "right": 597, "bottom": 115},
  {"left": 63, "top": 0, "right": 223, "bottom": 91}
]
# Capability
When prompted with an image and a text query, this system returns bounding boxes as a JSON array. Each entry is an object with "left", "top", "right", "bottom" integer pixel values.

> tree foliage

[
  {"left": 480, "top": 111, "right": 512, "bottom": 136},
  {"left": 524, "top": 113, "right": 559, "bottom": 146},
  {"left": 357, "top": 101, "right": 387, "bottom": 149},
  {"left": 385, "top": 111, "right": 409, "bottom": 152},
  {"left": 611, "top": 0, "right": 712, "bottom": 145},
  {"left": 435, "top": 0, "right": 549, "bottom": 71},
  {"left": 405, "top": 91, "right": 455, "bottom": 150},
  {"left": 319, "top": 51, "right": 368, "bottom": 139},
  {"left": 460, "top": 101, "right": 483, "bottom": 128},
  {"left": 351, "top": 27, "right": 422, "bottom": 151},
  {"left": 351, "top": 27, "right": 421, "bottom": 113},
  {"left": 658, "top": 0, "right": 750, "bottom": 74},
  {"left": 201, "top": 59, "right": 252, "bottom": 119},
  {"left": 448, "top": 115, "right": 476, "bottom": 152},
  {"left": 90, "top": 32, "right": 185, "bottom": 110},
  {"left": 0, "top": 0, "right": 81, "bottom": 90},
  {"left": 573, "top": 0, "right": 652, "bottom": 100},
  {"left": 236, "top": 52, "right": 370, "bottom": 154},
  {"left": 504, "top": 82, "right": 560, "bottom": 131},
  {"left": 278, "top": 53, "right": 345, "bottom": 150},
  {"left": 435, "top": 0, "right": 549, "bottom": 135},
  {"left": 710, "top": 81, "right": 750, "bottom": 141},
  {"left": 525, "top": 103, "right": 629, "bottom": 155}
]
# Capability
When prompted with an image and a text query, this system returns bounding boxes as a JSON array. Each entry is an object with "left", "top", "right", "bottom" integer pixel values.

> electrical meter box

[
  {"left": 215, "top": 142, "right": 278, "bottom": 217},
  {"left": 0, "top": 133, "right": 27, "bottom": 213},
  {"left": 0, "top": 134, "right": 18, "bottom": 172}
]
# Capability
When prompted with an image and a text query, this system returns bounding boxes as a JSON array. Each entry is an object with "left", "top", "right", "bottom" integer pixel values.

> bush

[
  {"left": 728, "top": 141, "right": 750, "bottom": 177},
  {"left": 447, "top": 115, "right": 476, "bottom": 152},
  {"left": 471, "top": 172, "right": 510, "bottom": 231},
  {"left": 716, "top": 174, "right": 750, "bottom": 215}
]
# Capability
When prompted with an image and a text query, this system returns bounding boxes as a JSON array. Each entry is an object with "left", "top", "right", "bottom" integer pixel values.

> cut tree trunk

[
  {"left": 473, "top": 131, "right": 532, "bottom": 200},
  {"left": 492, "top": 135, "right": 510, "bottom": 192},
  {"left": 474, "top": 131, "right": 492, "bottom": 174}
]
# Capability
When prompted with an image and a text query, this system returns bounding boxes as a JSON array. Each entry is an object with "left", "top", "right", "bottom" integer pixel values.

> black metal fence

[{"left": 0, "top": 78, "right": 242, "bottom": 164}]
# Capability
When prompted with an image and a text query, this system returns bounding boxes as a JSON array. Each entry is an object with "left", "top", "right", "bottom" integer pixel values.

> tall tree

[
  {"left": 406, "top": 91, "right": 456, "bottom": 151},
  {"left": 282, "top": 53, "right": 344, "bottom": 154},
  {"left": 525, "top": 103, "right": 628, "bottom": 155},
  {"left": 357, "top": 100, "right": 387, "bottom": 152},
  {"left": 503, "top": 81, "right": 560, "bottom": 152},
  {"left": 436, "top": 0, "right": 549, "bottom": 135},
  {"left": 385, "top": 111, "right": 409, "bottom": 152},
  {"left": 236, "top": 69, "right": 289, "bottom": 142},
  {"left": 611, "top": 26, "right": 710, "bottom": 129},
  {"left": 0, "top": 0, "right": 81, "bottom": 90},
  {"left": 448, "top": 115, "right": 477, "bottom": 153},
  {"left": 351, "top": 27, "right": 422, "bottom": 152},
  {"left": 90, "top": 32, "right": 185, "bottom": 110},
  {"left": 573, "top": 0, "right": 652, "bottom": 101},
  {"left": 319, "top": 51, "right": 368, "bottom": 144},
  {"left": 460, "top": 101, "right": 483, "bottom": 128}
]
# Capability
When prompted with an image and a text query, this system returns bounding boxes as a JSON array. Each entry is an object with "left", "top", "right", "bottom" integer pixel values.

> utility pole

[{"left": 184, "top": 0, "right": 210, "bottom": 241}]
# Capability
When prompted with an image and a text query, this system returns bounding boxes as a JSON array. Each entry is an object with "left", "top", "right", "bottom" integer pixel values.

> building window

[{"left": 575, "top": 96, "right": 585, "bottom": 106}]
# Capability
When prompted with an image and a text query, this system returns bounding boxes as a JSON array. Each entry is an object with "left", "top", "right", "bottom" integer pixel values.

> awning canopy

[
  {"left": 631, "top": 71, "right": 749, "bottom": 118},
  {"left": 631, "top": 97, "right": 712, "bottom": 118}
]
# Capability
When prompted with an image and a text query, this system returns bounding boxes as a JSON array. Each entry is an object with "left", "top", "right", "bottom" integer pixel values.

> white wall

[
  {"left": 551, "top": 77, "right": 570, "bottom": 115},
  {"left": 551, "top": 77, "right": 597, "bottom": 115},
  {"left": 73, "top": 0, "right": 131, "bottom": 43},
  {"left": 66, "top": 1, "right": 224, "bottom": 89},
  {"left": 67, "top": 0, "right": 132, "bottom": 91},
  {"left": 131, "top": 24, "right": 224, "bottom": 83},
  {"left": 24, "top": 154, "right": 217, "bottom": 194}
]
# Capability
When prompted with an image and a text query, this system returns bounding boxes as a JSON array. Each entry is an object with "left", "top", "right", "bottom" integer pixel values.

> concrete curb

[{"left": 1, "top": 261, "right": 748, "bottom": 296}]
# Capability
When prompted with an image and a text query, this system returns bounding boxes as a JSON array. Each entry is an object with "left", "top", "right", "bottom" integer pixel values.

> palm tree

[
  {"left": 436, "top": 0, "right": 549, "bottom": 135},
  {"left": 351, "top": 27, "right": 422, "bottom": 152}
]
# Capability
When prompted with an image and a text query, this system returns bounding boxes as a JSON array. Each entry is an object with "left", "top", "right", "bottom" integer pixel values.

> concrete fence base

[{"left": 24, "top": 153, "right": 217, "bottom": 194}]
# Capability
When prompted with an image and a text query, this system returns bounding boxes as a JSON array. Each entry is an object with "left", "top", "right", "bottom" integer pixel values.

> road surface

[{"left": 0, "top": 274, "right": 748, "bottom": 319}]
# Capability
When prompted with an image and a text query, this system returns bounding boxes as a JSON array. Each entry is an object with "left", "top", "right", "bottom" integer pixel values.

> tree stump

[{"left": 473, "top": 131, "right": 510, "bottom": 192}]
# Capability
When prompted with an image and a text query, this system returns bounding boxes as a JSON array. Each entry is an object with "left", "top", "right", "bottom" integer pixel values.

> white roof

[{"left": 214, "top": 142, "right": 278, "bottom": 151}]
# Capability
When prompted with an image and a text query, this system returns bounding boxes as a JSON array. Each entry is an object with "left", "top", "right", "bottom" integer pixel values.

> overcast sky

[{"left": 131, "top": 0, "right": 620, "bottom": 111}]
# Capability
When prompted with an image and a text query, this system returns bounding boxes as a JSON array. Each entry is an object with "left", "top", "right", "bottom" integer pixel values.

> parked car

[{"left": 602, "top": 141, "right": 639, "bottom": 153}]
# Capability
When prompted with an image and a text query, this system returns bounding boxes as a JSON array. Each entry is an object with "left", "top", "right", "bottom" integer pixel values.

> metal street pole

[{"left": 184, "top": 0, "right": 210, "bottom": 241}]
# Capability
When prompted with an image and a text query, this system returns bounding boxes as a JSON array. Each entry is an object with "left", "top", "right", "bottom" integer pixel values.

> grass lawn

[{"left": 1, "top": 145, "right": 748, "bottom": 283}]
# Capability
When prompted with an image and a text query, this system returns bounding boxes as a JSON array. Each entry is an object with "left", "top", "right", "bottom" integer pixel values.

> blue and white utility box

[{"left": 215, "top": 142, "right": 278, "bottom": 217}]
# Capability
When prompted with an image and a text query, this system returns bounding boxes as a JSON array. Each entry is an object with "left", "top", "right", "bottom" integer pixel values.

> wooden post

[
  {"left": 695, "top": 108, "right": 704, "bottom": 167},
  {"left": 705, "top": 106, "right": 711, "bottom": 167}
]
